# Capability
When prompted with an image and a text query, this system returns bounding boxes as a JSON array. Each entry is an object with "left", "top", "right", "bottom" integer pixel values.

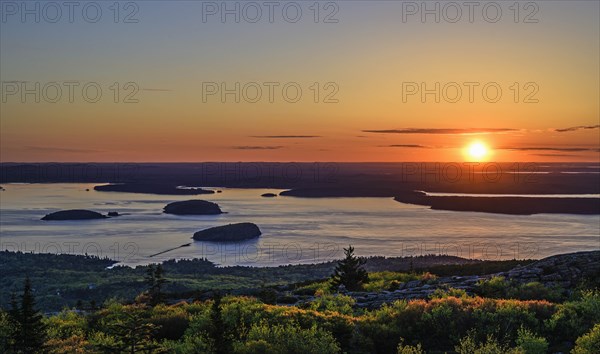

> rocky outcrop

[
  {"left": 501, "top": 250, "right": 600, "bottom": 288},
  {"left": 193, "top": 223, "right": 261, "bottom": 242},
  {"left": 261, "top": 193, "right": 278, "bottom": 198},
  {"left": 42, "top": 210, "right": 107, "bottom": 221},
  {"left": 164, "top": 200, "right": 223, "bottom": 215},
  {"left": 290, "top": 251, "right": 600, "bottom": 309}
]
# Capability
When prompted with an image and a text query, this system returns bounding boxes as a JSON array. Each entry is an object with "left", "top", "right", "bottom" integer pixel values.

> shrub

[
  {"left": 233, "top": 321, "right": 341, "bottom": 354},
  {"left": 304, "top": 293, "right": 355, "bottom": 316},
  {"left": 362, "top": 272, "right": 420, "bottom": 292},
  {"left": 430, "top": 287, "right": 469, "bottom": 299},
  {"left": 162, "top": 333, "right": 213, "bottom": 354},
  {"left": 397, "top": 339, "right": 424, "bottom": 354},
  {"left": 456, "top": 334, "right": 522, "bottom": 354},
  {"left": 477, "top": 276, "right": 511, "bottom": 298},
  {"left": 548, "top": 291, "right": 600, "bottom": 343},
  {"left": 150, "top": 304, "right": 190, "bottom": 340},
  {"left": 511, "top": 282, "right": 564, "bottom": 302},
  {"left": 572, "top": 323, "right": 600, "bottom": 354},
  {"left": 516, "top": 327, "right": 548, "bottom": 354},
  {"left": 43, "top": 309, "right": 87, "bottom": 340}
]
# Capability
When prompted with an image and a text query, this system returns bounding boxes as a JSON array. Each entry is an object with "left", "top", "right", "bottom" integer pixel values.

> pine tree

[
  {"left": 153, "top": 264, "right": 167, "bottom": 304},
  {"left": 210, "top": 294, "right": 229, "bottom": 354},
  {"left": 144, "top": 264, "right": 167, "bottom": 306},
  {"left": 15, "top": 277, "right": 46, "bottom": 353},
  {"left": 330, "top": 245, "right": 369, "bottom": 291}
]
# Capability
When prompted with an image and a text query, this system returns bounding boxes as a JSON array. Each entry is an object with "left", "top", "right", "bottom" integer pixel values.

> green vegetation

[
  {"left": 0, "top": 250, "right": 598, "bottom": 353},
  {"left": 476, "top": 276, "right": 565, "bottom": 302},
  {"left": 0, "top": 251, "right": 532, "bottom": 312},
  {"left": 572, "top": 323, "right": 600, "bottom": 354},
  {"left": 1, "top": 286, "right": 598, "bottom": 353}
]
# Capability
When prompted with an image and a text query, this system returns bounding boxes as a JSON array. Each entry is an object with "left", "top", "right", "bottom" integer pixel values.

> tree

[
  {"left": 330, "top": 245, "right": 369, "bottom": 291},
  {"left": 144, "top": 264, "right": 167, "bottom": 306},
  {"left": 11, "top": 277, "right": 46, "bottom": 353},
  {"left": 210, "top": 294, "right": 230, "bottom": 354}
]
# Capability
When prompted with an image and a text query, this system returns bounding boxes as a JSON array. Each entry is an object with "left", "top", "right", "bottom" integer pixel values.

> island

[
  {"left": 94, "top": 183, "right": 214, "bottom": 195},
  {"left": 163, "top": 200, "right": 223, "bottom": 215},
  {"left": 41, "top": 209, "right": 107, "bottom": 221},
  {"left": 261, "top": 193, "right": 278, "bottom": 198},
  {"left": 192, "top": 222, "right": 262, "bottom": 242},
  {"left": 394, "top": 191, "right": 600, "bottom": 215}
]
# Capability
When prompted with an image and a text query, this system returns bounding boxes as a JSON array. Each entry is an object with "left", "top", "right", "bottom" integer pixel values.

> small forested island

[
  {"left": 163, "top": 200, "right": 223, "bottom": 215},
  {"left": 41, "top": 209, "right": 107, "bottom": 221},
  {"left": 94, "top": 183, "right": 214, "bottom": 195},
  {"left": 193, "top": 222, "right": 262, "bottom": 242},
  {"left": 261, "top": 193, "right": 278, "bottom": 197}
]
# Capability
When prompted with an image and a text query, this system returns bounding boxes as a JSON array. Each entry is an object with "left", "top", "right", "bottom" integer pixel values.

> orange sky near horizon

[{"left": 1, "top": 1, "right": 599, "bottom": 163}]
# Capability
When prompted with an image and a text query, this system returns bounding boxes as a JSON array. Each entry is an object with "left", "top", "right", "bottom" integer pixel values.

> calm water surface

[{"left": 0, "top": 184, "right": 598, "bottom": 266}]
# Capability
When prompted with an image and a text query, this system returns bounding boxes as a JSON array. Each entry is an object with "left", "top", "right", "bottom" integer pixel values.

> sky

[{"left": 1, "top": 0, "right": 599, "bottom": 162}]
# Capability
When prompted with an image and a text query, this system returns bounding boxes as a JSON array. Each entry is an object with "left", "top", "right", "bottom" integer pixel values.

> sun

[{"left": 465, "top": 141, "right": 490, "bottom": 161}]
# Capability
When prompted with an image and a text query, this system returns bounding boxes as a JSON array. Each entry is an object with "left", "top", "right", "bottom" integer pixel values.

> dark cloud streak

[
  {"left": 363, "top": 128, "right": 516, "bottom": 135},
  {"left": 554, "top": 125, "right": 600, "bottom": 132}
]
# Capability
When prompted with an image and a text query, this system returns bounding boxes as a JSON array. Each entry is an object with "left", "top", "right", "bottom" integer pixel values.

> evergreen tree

[
  {"left": 14, "top": 277, "right": 46, "bottom": 353},
  {"left": 210, "top": 294, "right": 230, "bottom": 354},
  {"left": 144, "top": 264, "right": 167, "bottom": 306},
  {"left": 330, "top": 245, "right": 369, "bottom": 291},
  {"left": 153, "top": 264, "right": 167, "bottom": 304}
]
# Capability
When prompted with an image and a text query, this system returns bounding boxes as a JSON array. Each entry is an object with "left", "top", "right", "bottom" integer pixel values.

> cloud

[
  {"left": 231, "top": 146, "right": 284, "bottom": 150},
  {"left": 363, "top": 128, "right": 517, "bottom": 135},
  {"left": 251, "top": 135, "right": 320, "bottom": 139},
  {"left": 383, "top": 144, "right": 430, "bottom": 149},
  {"left": 531, "top": 154, "right": 582, "bottom": 157},
  {"left": 501, "top": 147, "right": 600, "bottom": 152},
  {"left": 554, "top": 125, "right": 600, "bottom": 133},
  {"left": 24, "top": 146, "right": 101, "bottom": 153}
]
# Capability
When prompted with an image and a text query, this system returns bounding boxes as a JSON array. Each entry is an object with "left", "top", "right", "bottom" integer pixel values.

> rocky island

[
  {"left": 163, "top": 200, "right": 223, "bottom": 215},
  {"left": 41, "top": 209, "right": 107, "bottom": 221},
  {"left": 193, "top": 222, "right": 261, "bottom": 242},
  {"left": 261, "top": 193, "right": 278, "bottom": 198}
]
